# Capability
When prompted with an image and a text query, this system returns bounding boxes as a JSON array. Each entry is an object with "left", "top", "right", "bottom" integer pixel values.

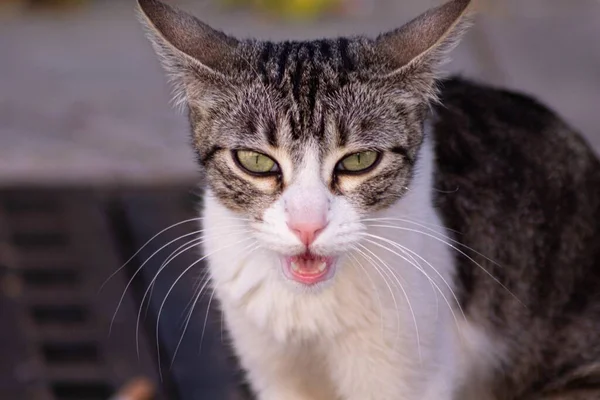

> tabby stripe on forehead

[
  {"left": 276, "top": 43, "right": 292, "bottom": 85},
  {"left": 337, "top": 38, "right": 353, "bottom": 86},
  {"left": 258, "top": 42, "right": 274, "bottom": 81},
  {"left": 265, "top": 118, "right": 278, "bottom": 147},
  {"left": 291, "top": 44, "right": 304, "bottom": 105},
  {"left": 289, "top": 108, "right": 299, "bottom": 139},
  {"left": 337, "top": 117, "right": 349, "bottom": 147},
  {"left": 246, "top": 116, "right": 257, "bottom": 138},
  {"left": 318, "top": 40, "right": 332, "bottom": 60},
  {"left": 318, "top": 112, "right": 326, "bottom": 142},
  {"left": 307, "top": 46, "right": 320, "bottom": 130}
]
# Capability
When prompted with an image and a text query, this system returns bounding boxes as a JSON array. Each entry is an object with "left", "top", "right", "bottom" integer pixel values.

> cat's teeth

[
  {"left": 317, "top": 262, "right": 327, "bottom": 272},
  {"left": 291, "top": 261, "right": 300, "bottom": 272}
]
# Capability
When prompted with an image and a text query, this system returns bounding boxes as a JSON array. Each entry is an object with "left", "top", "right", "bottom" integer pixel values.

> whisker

[
  {"left": 362, "top": 216, "right": 460, "bottom": 236},
  {"left": 146, "top": 228, "right": 254, "bottom": 316},
  {"left": 136, "top": 229, "right": 252, "bottom": 360},
  {"left": 198, "top": 287, "right": 217, "bottom": 356},
  {"left": 136, "top": 236, "right": 206, "bottom": 360},
  {"left": 155, "top": 236, "right": 256, "bottom": 381},
  {"left": 351, "top": 245, "right": 401, "bottom": 352},
  {"left": 172, "top": 241, "right": 259, "bottom": 369},
  {"left": 111, "top": 224, "right": 248, "bottom": 336},
  {"left": 100, "top": 216, "right": 250, "bottom": 292},
  {"left": 178, "top": 268, "right": 211, "bottom": 324},
  {"left": 365, "top": 224, "right": 524, "bottom": 307},
  {"left": 201, "top": 243, "right": 261, "bottom": 353},
  {"left": 169, "top": 276, "right": 212, "bottom": 369},
  {"left": 364, "top": 218, "right": 501, "bottom": 268},
  {"left": 347, "top": 252, "right": 385, "bottom": 338},
  {"left": 357, "top": 243, "right": 422, "bottom": 362},
  {"left": 389, "top": 240, "right": 466, "bottom": 328},
  {"left": 111, "top": 228, "right": 204, "bottom": 335},
  {"left": 362, "top": 234, "right": 440, "bottom": 315},
  {"left": 359, "top": 234, "right": 465, "bottom": 340},
  {"left": 360, "top": 233, "right": 463, "bottom": 318},
  {"left": 141, "top": 234, "right": 213, "bottom": 324}
]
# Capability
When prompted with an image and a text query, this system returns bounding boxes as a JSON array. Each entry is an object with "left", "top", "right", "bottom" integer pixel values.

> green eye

[
  {"left": 338, "top": 151, "right": 379, "bottom": 173},
  {"left": 235, "top": 150, "right": 279, "bottom": 175}
]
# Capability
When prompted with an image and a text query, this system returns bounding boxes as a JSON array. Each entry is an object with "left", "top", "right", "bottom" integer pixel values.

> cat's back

[{"left": 431, "top": 77, "right": 600, "bottom": 398}]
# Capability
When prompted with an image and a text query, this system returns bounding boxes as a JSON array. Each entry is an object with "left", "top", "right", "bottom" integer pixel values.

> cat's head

[{"left": 139, "top": 0, "right": 471, "bottom": 287}]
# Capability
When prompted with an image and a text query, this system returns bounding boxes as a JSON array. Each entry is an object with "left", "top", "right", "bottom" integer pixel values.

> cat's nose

[{"left": 287, "top": 219, "right": 328, "bottom": 246}]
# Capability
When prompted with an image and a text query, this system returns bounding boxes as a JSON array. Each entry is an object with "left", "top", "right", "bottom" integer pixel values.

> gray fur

[
  {"left": 138, "top": 0, "right": 469, "bottom": 218},
  {"left": 434, "top": 79, "right": 600, "bottom": 399},
  {"left": 138, "top": 0, "right": 600, "bottom": 398}
]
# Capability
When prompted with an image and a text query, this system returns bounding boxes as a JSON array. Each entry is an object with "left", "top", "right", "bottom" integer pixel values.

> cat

[{"left": 137, "top": 0, "right": 600, "bottom": 398}]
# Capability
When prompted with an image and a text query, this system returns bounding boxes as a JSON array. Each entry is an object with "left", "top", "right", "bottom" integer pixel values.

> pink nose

[{"left": 288, "top": 220, "right": 327, "bottom": 246}]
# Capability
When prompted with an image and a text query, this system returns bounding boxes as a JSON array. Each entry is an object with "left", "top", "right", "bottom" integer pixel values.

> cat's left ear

[
  {"left": 375, "top": 0, "right": 473, "bottom": 96},
  {"left": 137, "top": 0, "right": 238, "bottom": 107}
]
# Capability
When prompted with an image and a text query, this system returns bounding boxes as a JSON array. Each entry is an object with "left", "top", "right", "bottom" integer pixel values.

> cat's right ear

[
  {"left": 137, "top": 0, "right": 237, "bottom": 107},
  {"left": 374, "top": 0, "right": 472, "bottom": 100}
]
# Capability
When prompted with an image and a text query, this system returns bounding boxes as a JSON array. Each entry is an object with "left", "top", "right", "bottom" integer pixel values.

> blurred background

[{"left": 0, "top": 0, "right": 599, "bottom": 399}]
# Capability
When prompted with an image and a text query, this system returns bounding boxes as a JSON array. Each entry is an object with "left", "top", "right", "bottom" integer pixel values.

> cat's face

[
  {"left": 191, "top": 44, "right": 425, "bottom": 285},
  {"left": 138, "top": 0, "right": 471, "bottom": 286}
]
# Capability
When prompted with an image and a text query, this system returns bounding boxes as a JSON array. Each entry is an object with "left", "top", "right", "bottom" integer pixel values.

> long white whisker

[
  {"left": 155, "top": 236, "right": 255, "bottom": 381},
  {"left": 172, "top": 241, "right": 259, "bottom": 369},
  {"left": 351, "top": 245, "right": 401, "bottom": 351},
  {"left": 100, "top": 216, "right": 250, "bottom": 292},
  {"left": 146, "top": 228, "right": 253, "bottom": 314},
  {"left": 111, "top": 228, "right": 203, "bottom": 335},
  {"left": 169, "top": 276, "right": 212, "bottom": 369},
  {"left": 110, "top": 223, "right": 249, "bottom": 335},
  {"left": 366, "top": 224, "right": 524, "bottom": 307},
  {"left": 363, "top": 218, "right": 501, "bottom": 268},
  {"left": 136, "top": 236, "right": 206, "bottom": 360},
  {"left": 178, "top": 268, "right": 211, "bottom": 325},
  {"left": 358, "top": 243, "right": 422, "bottom": 362},
  {"left": 137, "top": 230, "right": 210, "bottom": 326},
  {"left": 366, "top": 233, "right": 441, "bottom": 315},
  {"left": 362, "top": 216, "right": 460, "bottom": 236},
  {"left": 360, "top": 232, "right": 462, "bottom": 318},
  {"left": 347, "top": 252, "right": 385, "bottom": 337},
  {"left": 198, "top": 287, "right": 217, "bottom": 354},
  {"left": 221, "top": 243, "right": 260, "bottom": 346},
  {"left": 360, "top": 235, "right": 464, "bottom": 341},
  {"left": 201, "top": 243, "right": 261, "bottom": 353},
  {"left": 136, "top": 230, "right": 251, "bottom": 360},
  {"left": 371, "top": 235, "right": 466, "bottom": 326}
]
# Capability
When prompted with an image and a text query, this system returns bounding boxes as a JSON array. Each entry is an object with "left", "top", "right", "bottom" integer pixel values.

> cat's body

[
  {"left": 433, "top": 78, "right": 600, "bottom": 399},
  {"left": 137, "top": 0, "right": 600, "bottom": 398}
]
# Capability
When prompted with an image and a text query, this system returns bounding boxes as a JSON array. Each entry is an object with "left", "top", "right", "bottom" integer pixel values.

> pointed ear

[
  {"left": 137, "top": 0, "right": 238, "bottom": 107},
  {"left": 375, "top": 0, "right": 472, "bottom": 94}
]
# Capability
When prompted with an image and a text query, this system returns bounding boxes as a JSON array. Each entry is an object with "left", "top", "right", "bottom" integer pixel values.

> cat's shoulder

[
  {"left": 434, "top": 76, "right": 563, "bottom": 138},
  {"left": 430, "top": 76, "right": 598, "bottom": 179}
]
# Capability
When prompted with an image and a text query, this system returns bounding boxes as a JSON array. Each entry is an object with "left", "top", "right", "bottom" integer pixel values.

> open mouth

[{"left": 282, "top": 253, "right": 336, "bottom": 285}]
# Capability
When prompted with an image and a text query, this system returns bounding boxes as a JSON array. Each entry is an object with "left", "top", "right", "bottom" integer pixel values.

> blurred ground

[{"left": 1, "top": 0, "right": 599, "bottom": 186}]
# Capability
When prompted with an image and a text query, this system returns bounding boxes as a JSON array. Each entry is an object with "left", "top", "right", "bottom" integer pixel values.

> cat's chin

[{"left": 280, "top": 253, "right": 337, "bottom": 286}]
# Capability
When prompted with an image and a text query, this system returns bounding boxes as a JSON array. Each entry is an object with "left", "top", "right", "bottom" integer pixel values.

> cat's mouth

[{"left": 281, "top": 252, "right": 336, "bottom": 285}]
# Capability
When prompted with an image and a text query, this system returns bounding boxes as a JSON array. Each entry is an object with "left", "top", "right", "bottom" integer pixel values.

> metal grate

[{"left": 0, "top": 187, "right": 253, "bottom": 400}]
